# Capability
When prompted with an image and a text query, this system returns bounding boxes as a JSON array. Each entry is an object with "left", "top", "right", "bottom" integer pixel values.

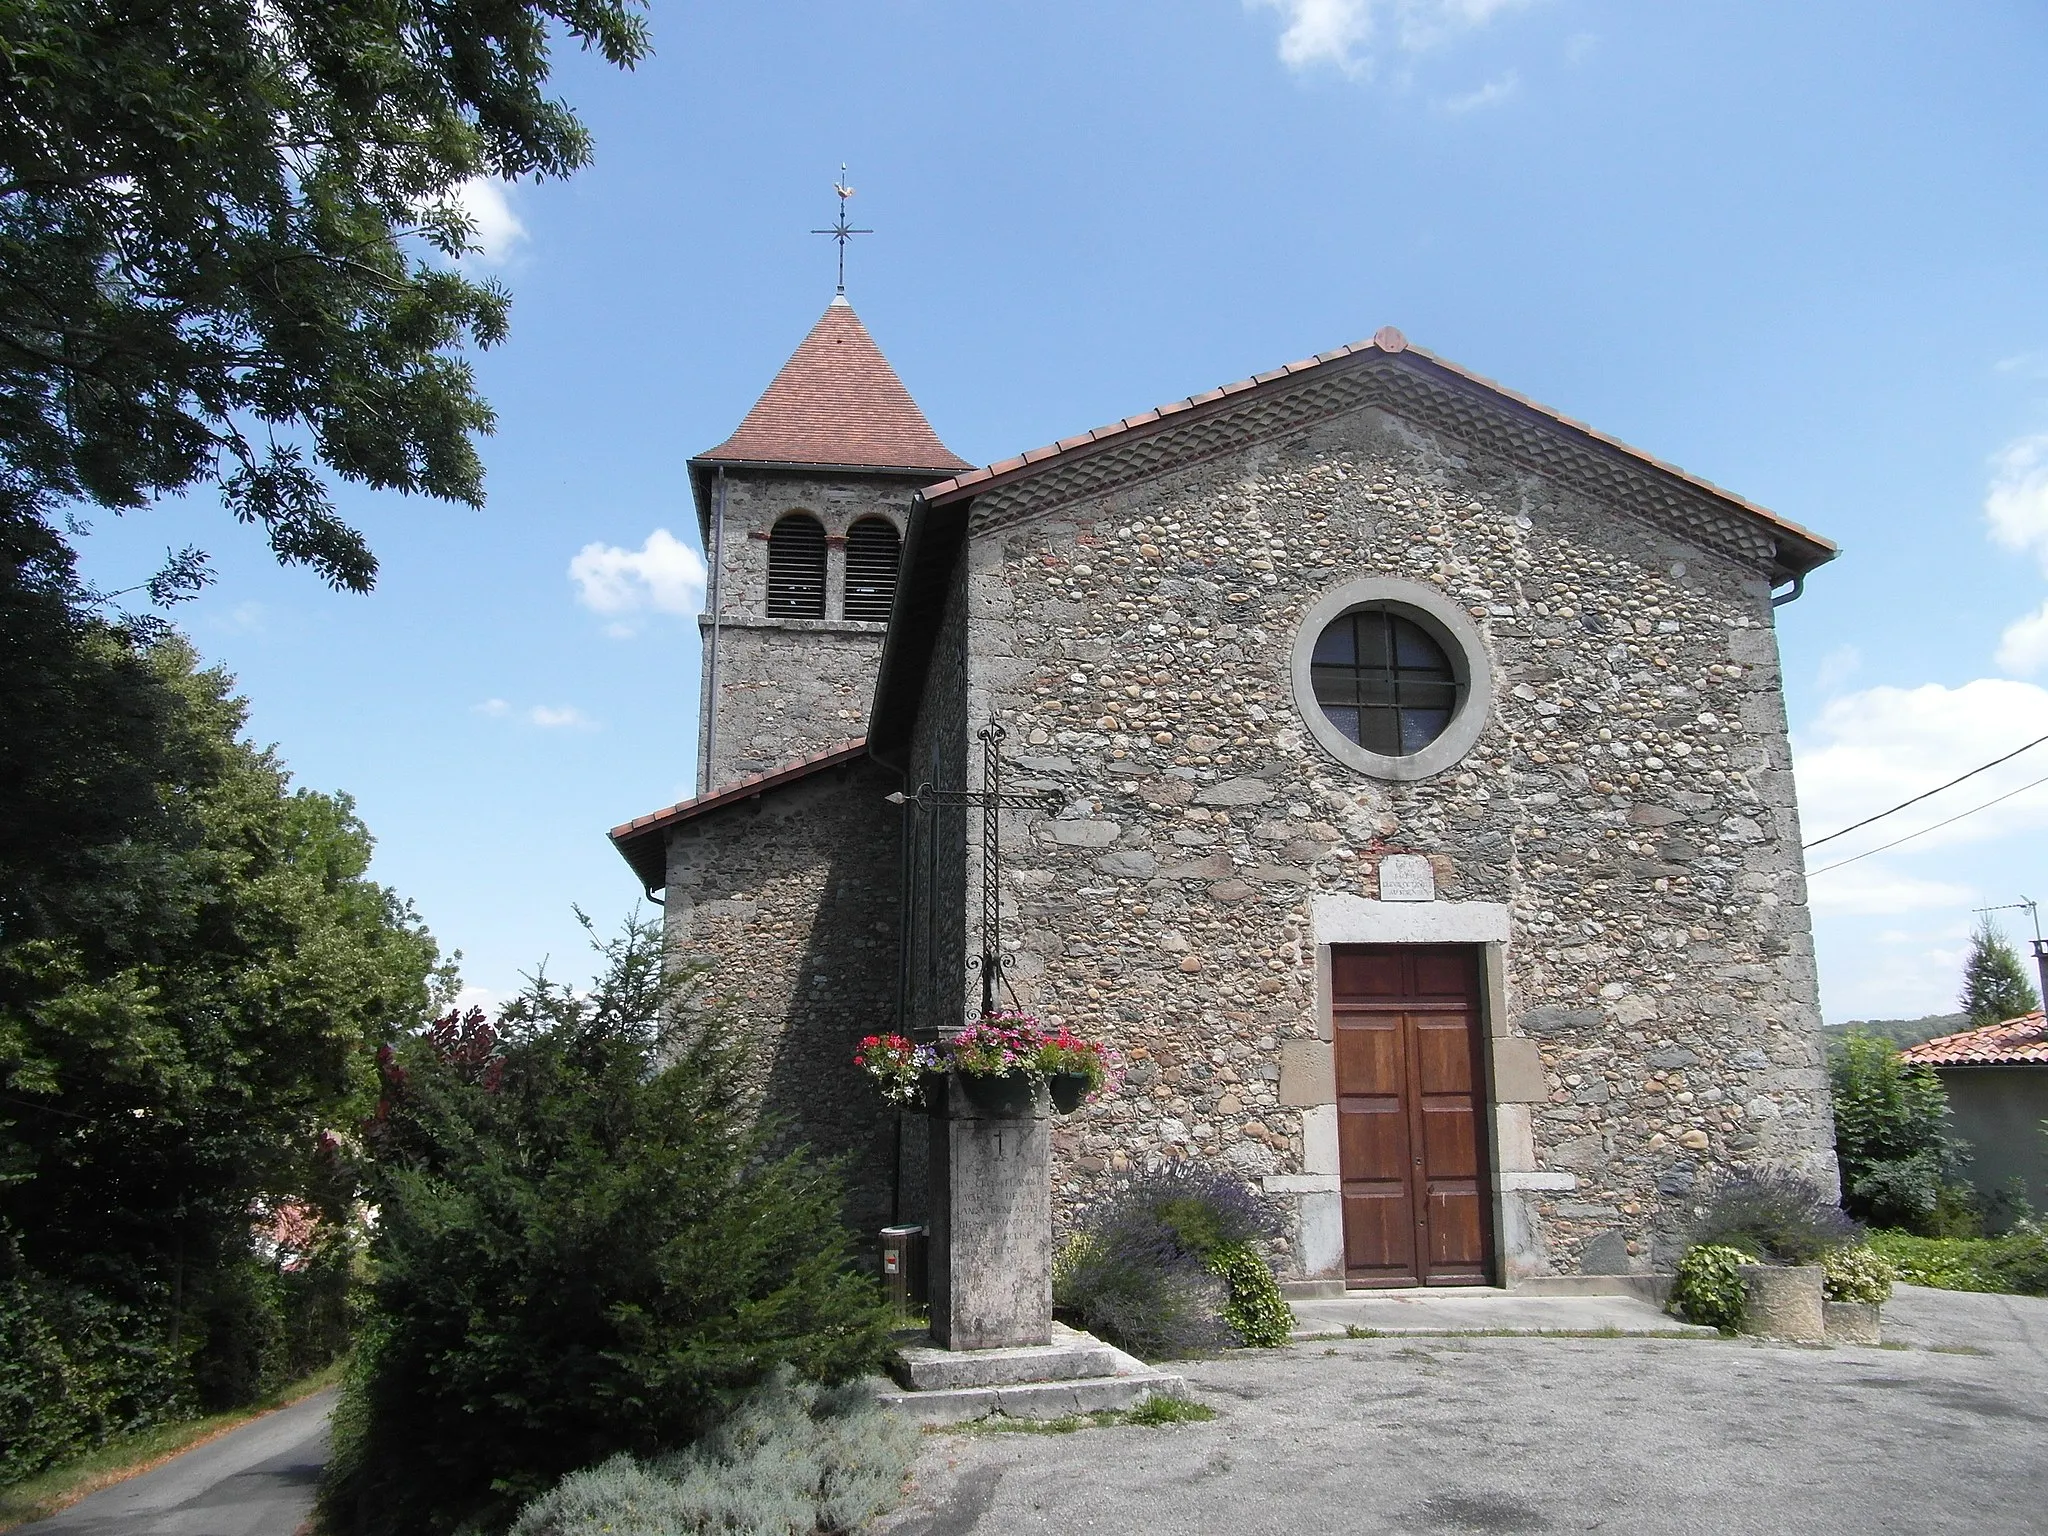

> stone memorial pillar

[{"left": 926, "top": 1077, "right": 1051, "bottom": 1350}]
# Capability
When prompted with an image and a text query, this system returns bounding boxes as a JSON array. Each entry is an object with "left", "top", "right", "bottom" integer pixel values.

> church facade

[{"left": 610, "top": 300, "right": 1839, "bottom": 1289}]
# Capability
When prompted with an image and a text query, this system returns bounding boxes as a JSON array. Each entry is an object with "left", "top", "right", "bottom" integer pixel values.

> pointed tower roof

[{"left": 697, "top": 297, "right": 971, "bottom": 473}]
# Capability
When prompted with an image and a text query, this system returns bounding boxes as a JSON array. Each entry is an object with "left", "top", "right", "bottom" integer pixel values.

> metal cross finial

[{"left": 810, "top": 164, "right": 872, "bottom": 296}]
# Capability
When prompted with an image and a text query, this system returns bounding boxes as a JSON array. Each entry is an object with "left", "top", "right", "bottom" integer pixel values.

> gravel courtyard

[{"left": 874, "top": 1287, "right": 2048, "bottom": 1536}]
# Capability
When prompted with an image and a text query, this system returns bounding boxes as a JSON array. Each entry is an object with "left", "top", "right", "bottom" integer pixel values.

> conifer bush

[{"left": 317, "top": 916, "right": 897, "bottom": 1536}]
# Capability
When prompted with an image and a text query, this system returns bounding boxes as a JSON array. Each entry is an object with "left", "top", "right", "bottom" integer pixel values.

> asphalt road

[
  {"left": 875, "top": 1287, "right": 2048, "bottom": 1536},
  {"left": 26, "top": 1388, "right": 333, "bottom": 1536}
]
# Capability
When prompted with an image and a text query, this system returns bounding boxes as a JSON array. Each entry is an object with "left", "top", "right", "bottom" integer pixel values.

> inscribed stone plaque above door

[{"left": 1378, "top": 854, "right": 1435, "bottom": 903}]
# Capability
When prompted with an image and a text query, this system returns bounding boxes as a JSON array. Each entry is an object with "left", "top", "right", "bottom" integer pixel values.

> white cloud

[
  {"left": 1249, "top": 0, "right": 1530, "bottom": 76},
  {"left": 1819, "top": 919, "right": 1975, "bottom": 1024},
  {"left": 1804, "top": 864, "right": 1974, "bottom": 917},
  {"left": 1793, "top": 678, "right": 2048, "bottom": 859},
  {"left": 568, "top": 528, "right": 707, "bottom": 636},
  {"left": 1998, "top": 603, "right": 2048, "bottom": 677},
  {"left": 1995, "top": 351, "right": 2048, "bottom": 379},
  {"left": 472, "top": 698, "right": 597, "bottom": 730},
  {"left": 1440, "top": 70, "right": 1518, "bottom": 112},
  {"left": 454, "top": 985, "right": 501, "bottom": 1018},
  {"left": 1984, "top": 433, "right": 2048, "bottom": 571},
  {"left": 527, "top": 705, "right": 595, "bottom": 730},
  {"left": 1813, "top": 643, "right": 1861, "bottom": 696},
  {"left": 454, "top": 177, "right": 527, "bottom": 267}
]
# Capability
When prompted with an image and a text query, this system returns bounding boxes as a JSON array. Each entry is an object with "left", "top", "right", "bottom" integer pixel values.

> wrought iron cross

[
  {"left": 810, "top": 165, "right": 871, "bottom": 296},
  {"left": 887, "top": 719, "right": 1064, "bottom": 1017}
]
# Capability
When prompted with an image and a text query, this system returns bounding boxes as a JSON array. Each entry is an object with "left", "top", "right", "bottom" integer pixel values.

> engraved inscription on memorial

[{"left": 1378, "top": 854, "right": 1436, "bottom": 903}]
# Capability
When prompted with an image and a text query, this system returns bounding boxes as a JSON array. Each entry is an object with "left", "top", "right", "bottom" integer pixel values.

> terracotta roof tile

[
  {"left": 699, "top": 299, "right": 970, "bottom": 473},
  {"left": 1899, "top": 1014, "right": 2048, "bottom": 1067}
]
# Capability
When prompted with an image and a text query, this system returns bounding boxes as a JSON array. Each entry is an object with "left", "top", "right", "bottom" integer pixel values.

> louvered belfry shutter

[
  {"left": 766, "top": 514, "right": 827, "bottom": 618},
  {"left": 843, "top": 517, "right": 901, "bottom": 623}
]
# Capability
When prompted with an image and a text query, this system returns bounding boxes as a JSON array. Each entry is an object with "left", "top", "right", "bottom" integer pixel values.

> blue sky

[{"left": 73, "top": 0, "right": 2048, "bottom": 1021}]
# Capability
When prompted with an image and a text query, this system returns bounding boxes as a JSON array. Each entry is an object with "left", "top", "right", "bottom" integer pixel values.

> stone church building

[{"left": 609, "top": 293, "right": 1840, "bottom": 1290}]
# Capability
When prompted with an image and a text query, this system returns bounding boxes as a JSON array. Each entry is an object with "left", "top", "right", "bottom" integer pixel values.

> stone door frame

[{"left": 1271, "top": 892, "right": 1561, "bottom": 1289}]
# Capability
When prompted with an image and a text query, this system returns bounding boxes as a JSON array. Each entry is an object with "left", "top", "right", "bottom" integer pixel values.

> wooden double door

[{"left": 1333, "top": 945, "right": 1494, "bottom": 1287}]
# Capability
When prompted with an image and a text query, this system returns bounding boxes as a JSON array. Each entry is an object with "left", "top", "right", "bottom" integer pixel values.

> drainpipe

[
  {"left": 1770, "top": 572, "right": 1804, "bottom": 608},
  {"left": 701, "top": 467, "right": 727, "bottom": 795}
]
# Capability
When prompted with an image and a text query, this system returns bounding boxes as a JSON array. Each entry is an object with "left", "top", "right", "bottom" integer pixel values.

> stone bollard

[
  {"left": 926, "top": 1075, "right": 1052, "bottom": 1351},
  {"left": 1737, "top": 1264, "right": 1826, "bottom": 1342},
  {"left": 1823, "top": 1300, "right": 1882, "bottom": 1345}
]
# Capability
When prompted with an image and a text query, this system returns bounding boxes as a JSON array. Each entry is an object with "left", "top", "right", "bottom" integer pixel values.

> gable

[{"left": 868, "top": 328, "right": 1834, "bottom": 761}]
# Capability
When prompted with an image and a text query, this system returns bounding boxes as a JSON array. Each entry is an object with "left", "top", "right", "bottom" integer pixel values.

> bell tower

[{"left": 689, "top": 294, "right": 970, "bottom": 792}]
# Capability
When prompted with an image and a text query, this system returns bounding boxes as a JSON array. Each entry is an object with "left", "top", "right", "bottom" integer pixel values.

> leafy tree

[
  {"left": 1, "top": 544, "right": 444, "bottom": 1466},
  {"left": 1828, "top": 1031, "right": 1965, "bottom": 1231},
  {"left": 1960, "top": 917, "right": 2039, "bottom": 1028},
  {"left": 1, "top": 0, "right": 649, "bottom": 589},
  {"left": 320, "top": 915, "right": 896, "bottom": 1536}
]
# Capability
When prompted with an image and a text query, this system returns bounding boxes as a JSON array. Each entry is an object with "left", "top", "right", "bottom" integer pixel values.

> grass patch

[
  {"left": 1126, "top": 1394, "right": 1215, "bottom": 1426},
  {"left": 1344, "top": 1325, "right": 1384, "bottom": 1338},
  {"left": 1928, "top": 1343, "right": 1995, "bottom": 1357},
  {"left": 0, "top": 1361, "right": 344, "bottom": 1532},
  {"left": 957, "top": 1395, "right": 1215, "bottom": 1435}
]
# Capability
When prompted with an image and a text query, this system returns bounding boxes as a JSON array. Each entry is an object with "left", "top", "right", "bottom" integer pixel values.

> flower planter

[
  {"left": 958, "top": 1071, "right": 1039, "bottom": 1116},
  {"left": 1048, "top": 1072, "right": 1093, "bottom": 1114},
  {"left": 1823, "top": 1300, "right": 1882, "bottom": 1345},
  {"left": 1737, "top": 1263, "right": 1826, "bottom": 1343}
]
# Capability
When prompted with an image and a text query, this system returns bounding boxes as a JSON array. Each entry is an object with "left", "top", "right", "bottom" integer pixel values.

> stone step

[
  {"left": 874, "top": 1370, "right": 1190, "bottom": 1426},
  {"left": 891, "top": 1330, "right": 1123, "bottom": 1391}
]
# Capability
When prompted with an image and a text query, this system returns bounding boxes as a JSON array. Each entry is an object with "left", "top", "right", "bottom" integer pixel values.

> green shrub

[
  {"left": 1207, "top": 1242, "right": 1294, "bottom": 1348},
  {"left": 1687, "top": 1168, "right": 1861, "bottom": 1264},
  {"left": 506, "top": 1368, "right": 916, "bottom": 1536},
  {"left": 1053, "top": 1231, "right": 1228, "bottom": 1361},
  {"left": 0, "top": 1213, "right": 363, "bottom": 1483},
  {"left": 1053, "top": 1165, "right": 1284, "bottom": 1359},
  {"left": 0, "top": 1268, "right": 191, "bottom": 1484},
  {"left": 318, "top": 917, "right": 896, "bottom": 1536},
  {"left": 1868, "top": 1227, "right": 2048, "bottom": 1296},
  {"left": 1820, "top": 1245, "right": 1895, "bottom": 1305},
  {"left": 1671, "top": 1244, "right": 1753, "bottom": 1331},
  {"left": 1828, "top": 1032, "right": 1965, "bottom": 1231}
]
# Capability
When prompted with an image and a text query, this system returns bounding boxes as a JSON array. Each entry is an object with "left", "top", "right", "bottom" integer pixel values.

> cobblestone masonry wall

[
  {"left": 696, "top": 470, "right": 924, "bottom": 789},
  {"left": 947, "top": 404, "right": 1832, "bottom": 1280},
  {"left": 662, "top": 756, "right": 914, "bottom": 1236}
]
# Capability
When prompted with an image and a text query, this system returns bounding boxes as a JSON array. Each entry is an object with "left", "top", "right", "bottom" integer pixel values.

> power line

[
  {"left": 1802, "top": 728, "right": 2048, "bottom": 850},
  {"left": 1807, "top": 769, "right": 2048, "bottom": 877}
]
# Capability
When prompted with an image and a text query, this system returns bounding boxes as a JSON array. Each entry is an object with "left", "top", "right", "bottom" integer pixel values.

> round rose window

[{"left": 1308, "top": 608, "right": 1460, "bottom": 756}]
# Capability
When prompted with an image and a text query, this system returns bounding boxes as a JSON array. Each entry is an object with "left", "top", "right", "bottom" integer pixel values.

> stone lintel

[{"left": 1312, "top": 893, "right": 1511, "bottom": 946}]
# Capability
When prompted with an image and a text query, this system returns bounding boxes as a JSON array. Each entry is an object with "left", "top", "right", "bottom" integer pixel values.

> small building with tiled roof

[
  {"left": 1902, "top": 1015, "right": 2048, "bottom": 1211},
  {"left": 611, "top": 294, "right": 1844, "bottom": 1288}
]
